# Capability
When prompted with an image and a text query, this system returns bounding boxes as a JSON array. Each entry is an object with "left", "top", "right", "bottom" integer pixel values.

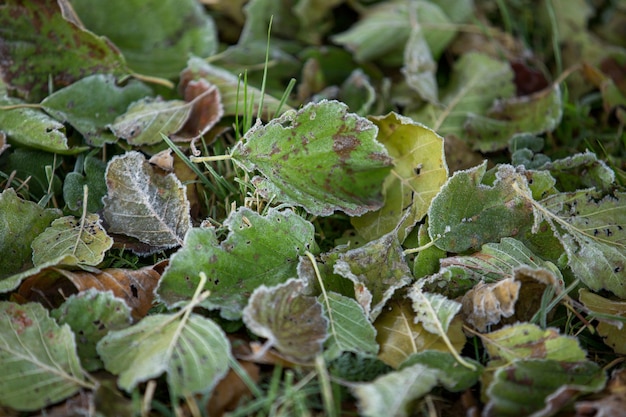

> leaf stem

[
  {"left": 128, "top": 72, "right": 175, "bottom": 89},
  {"left": 305, "top": 251, "right": 338, "bottom": 343},
  {"left": 403, "top": 239, "right": 437, "bottom": 255},
  {"left": 189, "top": 154, "right": 233, "bottom": 163}
]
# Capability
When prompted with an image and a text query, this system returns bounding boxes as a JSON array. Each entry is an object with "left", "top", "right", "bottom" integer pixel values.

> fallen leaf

[
  {"left": 207, "top": 361, "right": 260, "bottom": 417},
  {"left": 461, "top": 278, "right": 521, "bottom": 332}
]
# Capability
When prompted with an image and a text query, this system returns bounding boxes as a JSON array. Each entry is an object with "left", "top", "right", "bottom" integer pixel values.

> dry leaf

[
  {"left": 174, "top": 78, "right": 224, "bottom": 142},
  {"left": 207, "top": 360, "right": 260, "bottom": 417},
  {"left": 461, "top": 278, "right": 521, "bottom": 332}
]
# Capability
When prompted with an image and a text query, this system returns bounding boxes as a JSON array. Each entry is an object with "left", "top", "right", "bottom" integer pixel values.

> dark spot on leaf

[
  {"left": 130, "top": 284, "right": 138, "bottom": 298},
  {"left": 332, "top": 133, "right": 359, "bottom": 162}
]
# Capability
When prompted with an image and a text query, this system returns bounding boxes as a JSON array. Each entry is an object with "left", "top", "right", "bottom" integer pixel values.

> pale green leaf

[
  {"left": 0, "top": 189, "right": 62, "bottom": 287},
  {"left": 333, "top": 231, "right": 412, "bottom": 321},
  {"left": 232, "top": 100, "right": 392, "bottom": 216},
  {"left": 41, "top": 74, "right": 152, "bottom": 146},
  {"left": 63, "top": 155, "right": 108, "bottom": 213},
  {"left": 98, "top": 313, "right": 231, "bottom": 397},
  {"left": 31, "top": 214, "right": 113, "bottom": 267},
  {"left": 0, "top": 302, "right": 92, "bottom": 411},
  {"left": 51, "top": 289, "right": 132, "bottom": 371},
  {"left": 102, "top": 151, "right": 191, "bottom": 250},
  {"left": 321, "top": 291, "right": 378, "bottom": 361},
  {"left": 109, "top": 98, "right": 190, "bottom": 146},
  {"left": 157, "top": 207, "right": 318, "bottom": 320},
  {"left": 485, "top": 360, "right": 606, "bottom": 417},
  {"left": 579, "top": 289, "right": 626, "bottom": 354},
  {"left": 400, "top": 351, "right": 483, "bottom": 392},
  {"left": 409, "top": 286, "right": 461, "bottom": 334},
  {"left": 243, "top": 279, "right": 328, "bottom": 363},
  {"left": 402, "top": 23, "right": 438, "bottom": 102},
  {"left": 539, "top": 151, "right": 616, "bottom": 193},
  {"left": 428, "top": 162, "right": 534, "bottom": 253},
  {"left": 352, "top": 113, "right": 448, "bottom": 241}
]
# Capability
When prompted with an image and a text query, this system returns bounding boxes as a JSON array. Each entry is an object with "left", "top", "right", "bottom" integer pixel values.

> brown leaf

[
  {"left": 207, "top": 361, "right": 260, "bottom": 417},
  {"left": 575, "top": 369, "right": 626, "bottom": 417},
  {"left": 174, "top": 78, "right": 224, "bottom": 142},
  {"left": 461, "top": 278, "right": 521, "bottom": 332}
]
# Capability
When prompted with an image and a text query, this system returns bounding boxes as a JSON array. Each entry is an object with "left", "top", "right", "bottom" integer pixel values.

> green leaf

[
  {"left": 539, "top": 151, "right": 616, "bottom": 193},
  {"left": 69, "top": 0, "right": 217, "bottom": 79},
  {"left": 102, "top": 151, "right": 191, "bottom": 250},
  {"left": 243, "top": 279, "right": 328, "bottom": 363},
  {"left": 409, "top": 287, "right": 461, "bottom": 335},
  {"left": 334, "top": 231, "right": 412, "bottom": 321},
  {"left": 579, "top": 289, "right": 626, "bottom": 354},
  {"left": 232, "top": 100, "right": 393, "bottom": 216},
  {"left": 352, "top": 363, "right": 439, "bottom": 417},
  {"left": 98, "top": 312, "right": 231, "bottom": 397},
  {"left": 51, "top": 289, "right": 132, "bottom": 371},
  {"left": 402, "top": 23, "right": 438, "bottom": 102},
  {"left": 529, "top": 189, "right": 626, "bottom": 298},
  {"left": 321, "top": 291, "right": 379, "bottom": 361},
  {"left": 31, "top": 213, "right": 113, "bottom": 267},
  {"left": 485, "top": 360, "right": 606, "bottom": 417},
  {"left": 63, "top": 155, "right": 108, "bottom": 213},
  {"left": 0, "top": 302, "right": 92, "bottom": 411},
  {"left": 400, "top": 351, "right": 483, "bottom": 392},
  {"left": 41, "top": 74, "right": 152, "bottom": 146},
  {"left": 0, "top": 189, "right": 61, "bottom": 287},
  {"left": 2, "top": 148, "right": 63, "bottom": 198},
  {"left": 0, "top": 0, "right": 127, "bottom": 102},
  {"left": 109, "top": 98, "right": 191, "bottom": 146},
  {"left": 352, "top": 112, "right": 448, "bottom": 241},
  {"left": 157, "top": 207, "right": 319, "bottom": 320},
  {"left": 428, "top": 162, "right": 534, "bottom": 253}
]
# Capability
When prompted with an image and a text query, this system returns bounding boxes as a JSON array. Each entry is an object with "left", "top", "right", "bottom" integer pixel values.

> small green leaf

[
  {"left": 0, "top": 302, "right": 92, "bottom": 411},
  {"left": 579, "top": 289, "right": 626, "bottom": 354},
  {"left": 157, "top": 207, "right": 318, "bottom": 320},
  {"left": 232, "top": 100, "right": 393, "bottom": 216},
  {"left": 51, "top": 289, "right": 132, "bottom": 371},
  {"left": 243, "top": 279, "right": 328, "bottom": 363},
  {"left": 41, "top": 74, "right": 152, "bottom": 146},
  {"left": 539, "top": 151, "right": 616, "bottom": 192},
  {"left": 32, "top": 214, "right": 113, "bottom": 267},
  {"left": 63, "top": 156, "right": 108, "bottom": 213},
  {"left": 98, "top": 312, "right": 231, "bottom": 398},
  {"left": 400, "top": 351, "right": 483, "bottom": 391},
  {"left": 428, "top": 162, "right": 533, "bottom": 253},
  {"left": 103, "top": 151, "right": 191, "bottom": 250},
  {"left": 409, "top": 287, "right": 461, "bottom": 335}
]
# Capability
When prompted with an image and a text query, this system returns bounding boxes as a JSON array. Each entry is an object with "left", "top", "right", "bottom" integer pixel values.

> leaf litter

[{"left": 0, "top": 0, "right": 625, "bottom": 415}]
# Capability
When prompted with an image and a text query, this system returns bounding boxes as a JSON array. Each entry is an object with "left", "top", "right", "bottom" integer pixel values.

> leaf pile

[{"left": 1, "top": 0, "right": 625, "bottom": 416}]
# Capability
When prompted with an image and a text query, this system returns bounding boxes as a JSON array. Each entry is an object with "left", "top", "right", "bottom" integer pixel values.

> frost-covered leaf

[
  {"left": 466, "top": 83, "right": 563, "bottom": 152},
  {"left": 103, "top": 151, "right": 191, "bottom": 250},
  {"left": 334, "top": 231, "right": 412, "bottom": 321},
  {"left": 109, "top": 98, "right": 191, "bottom": 146},
  {"left": 174, "top": 79, "right": 223, "bottom": 141},
  {"left": 0, "top": 189, "right": 61, "bottom": 288},
  {"left": 31, "top": 214, "right": 113, "bottom": 267},
  {"left": 531, "top": 190, "right": 626, "bottom": 298},
  {"left": 579, "top": 289, "right": 626, "bottom": 354},
  {"left": 374, "top": 299, "right": 466, "bottom": 368},
  {"left": 352, "top": 363, "right": 439, "bottom": 417},
  {"left": 41, "top": 74, "right": 152, "bottom": 146},
  {"left": 539, "top": 151, "right": 616, "bottom": 192},
  {"left": 63, "top": 156, "right": 108, "bottom": 213},
  {"left": 461, "top": 278, "right": 520, "bottom": 332},
  {"left": 400, "top": 351, "right": 483, "bottom": 391},
  {"left": 352, "top": 113, "right": 448, "bottom": 241},
  {"left": 243, "top": 279, "right": 327, "bottom": 363},
  {"left": 69, "top": 0, "right": 217, "bottom": 79},
  {"left": 157, "top": 207, "right": 318, "bottom": 320},
  {"left": 51, "top": 289, "right": 132, "bottom": 371},
  {"left": 232, "top": 100, "right": 392, "bottom": 216},
  {"left": 98, "top": 312, "right": 231, "bottom": 397},
  {"left": 428, "top": 162, "right": 533, "bottom": 253},
  {"left": 485, "top": 360, "right": 606, "bottom": 417},
  {"left": 402, "top": 23, "right": 438, "bottom": 102},
  {"left": 409, "top": 286, "right": 461, "bottom": 335},
  {"left": 320, "top": 291, "right": 378, "bottom": 361},
  {"left": 0, "top": 302, "right": 92, "bottom": 411},
  {"left": 0, "top": 0, "right": 128, "bottom": 101}
]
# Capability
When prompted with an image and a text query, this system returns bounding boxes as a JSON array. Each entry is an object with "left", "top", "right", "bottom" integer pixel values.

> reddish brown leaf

[
  {"left": 207, "top": 361, "right": 260, "bottom": 417},
  {"left": 174, "top": 78, "right": 224, "bottom": 142}
]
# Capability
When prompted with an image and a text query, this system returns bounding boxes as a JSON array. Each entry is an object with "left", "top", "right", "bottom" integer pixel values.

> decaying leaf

[
  {"left": 461, "top": 278, "right": 521, "bottom": 332},
  {"left": 579, "top": 289, "right": 626, "bottom": 354},
  {"left": 174, "top": 78, "right": 223, "bottom": 141},
  {"left": 243, "top": 279, "right": 328, "bottom": 363}
]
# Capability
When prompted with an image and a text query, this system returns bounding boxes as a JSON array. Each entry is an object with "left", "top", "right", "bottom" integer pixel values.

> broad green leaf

[
  {"left": 400, "top": 351, "right": 483, "bottom": 392},
  {"left": 181, "top": 57, "right": 289, "bottom": 120},
  {"left": 41, "top": 74, "right": 152, "bottom": 146},
  {"left": 579, "top": 289, "right": 626, "bottom": 354},
  {"left": 412, "top": 52, "right": 515, "bottom": 144},
  {"left": 63, "top": 155, "right": 108, "bottom": 213},
  {"left": 428, "top": 162, "right": 533, "bottom": 253},
  {"left": 157, "top": 207, "right": 318, "bottom": 320},
  {"left": 69, "top": 0, "right": 217, "bottom": 79},
  {"left": 464, "top": 83, "right": 563, "bottom": 152},
  {"left": 103, "top": 151, "right": 191, "bottom": 250},
  {"left": 539, "top": 151, "right": 616, "bottom": 192},
  {"left": 0, "top": 189, "right": 61, "bottom": 287},
  {"left": 321, "top": 291, "right": 379, "bottom": 361},
  {"left": 232, "top": 100, "right": 393, "bottom": 216},
  {"left": 3, "top": 148, "right": 64, "bottom": 199},
  {"left": 333, "top": 231, "right": 412, "bottom": 321},
  {"left": 51, "top": 289, "right": 132, "bottom": 371},
  {"left": 483, "top": 323, "right": 587, "bottom": 367},
  {"left": 109, "top": 98, "right": 191, "bottom": 146},
  {"left": 98, "top": 312, "right": 231, "bottom": 398},
  {"left": 31, "top": 214, "right": 113, "bottom": 267},
  {"left": 374, "top": 299, "right": 466, "bottom": 368},
  {"left": 412, "top": 220, "right": 447, "bottom": 279},
  {"left": 352, "top": 363, "right": 439, "bottom": 417},
  {"left": 0, "top": 0, "right": 127, "bottom": 102},
  {"left": 402, "top": 23, "right": 438, "bottom": 102},
  {"left": 0, "top": 302, "right": 92, "bottom": 411},
  {"left": 0, "top": 96, "right": 72, "bottom": 153},
  {"left": 485, "top": 360, "right": 606, "bottom": 417},
  {"left": 530, "top": 190, "right": 626, "bottom": 298},
  {"left": 352, "top": 113, "right": 448, "bottom": 241},
  {"left": 243, "top": 279, "right": 328, "bottom": 363}
]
